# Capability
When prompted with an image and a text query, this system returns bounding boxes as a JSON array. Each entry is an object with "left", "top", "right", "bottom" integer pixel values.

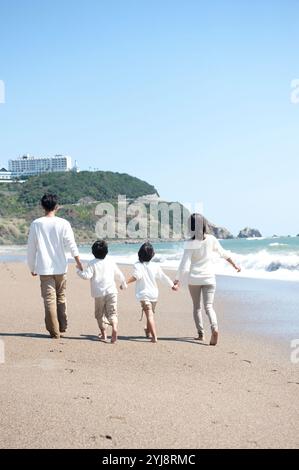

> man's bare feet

[
  {"left": 210, "top": 330, "right": 218, "bottom": 346},
  {"left": 151, "top": 337, "right": 158, "bottom": 343},
  {"left": 111, "top": 331, "right": 117, "bottom": 344}
]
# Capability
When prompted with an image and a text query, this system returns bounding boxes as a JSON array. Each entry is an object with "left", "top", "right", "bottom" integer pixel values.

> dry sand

[{"left": 0, "top": 262, "right": 298, "bottom": 449}]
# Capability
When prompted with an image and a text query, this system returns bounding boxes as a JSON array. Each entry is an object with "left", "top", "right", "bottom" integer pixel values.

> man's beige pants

[{"left": 40, "top": 274, "right": 67, "bottom": 338}]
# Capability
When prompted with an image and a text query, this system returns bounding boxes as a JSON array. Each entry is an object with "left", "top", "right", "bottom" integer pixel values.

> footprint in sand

[
  {"left": 65, "top": 368, "right": 74, "bottom": 373},
  {"left": 247, "top": 440, "right": 259, "bottom": 447},
  {"left": 242, "top": 359, "right": 252, "bottom": 365},
  {"left": 109, "top": 416, "right": 126, "bottom": 423},
  {"left": 73, "top": 396, "right": 92, "bottom": 402}
]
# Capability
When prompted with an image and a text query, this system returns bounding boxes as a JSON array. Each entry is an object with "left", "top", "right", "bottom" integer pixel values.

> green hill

[
  {"left": 0, "top": 171, "right": 159, "bottom": 244},
  {"left": 18, "top": 171, "right": 158, "bottom": 206},
  {"left": 0, "top": 171, "right": 233, "bottom": 245}
]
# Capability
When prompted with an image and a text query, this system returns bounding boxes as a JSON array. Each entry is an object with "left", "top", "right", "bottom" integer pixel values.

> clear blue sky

[{"left": 0, "top": 0, "right": 298, "bottom": 235}]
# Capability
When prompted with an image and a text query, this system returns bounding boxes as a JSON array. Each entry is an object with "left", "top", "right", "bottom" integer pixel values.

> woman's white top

[
  {"left": 176, "top": 234, "right": 230, "bottom": 286},
  {"left": 133, "top": 261, "right": 174, "bottom": 302}
]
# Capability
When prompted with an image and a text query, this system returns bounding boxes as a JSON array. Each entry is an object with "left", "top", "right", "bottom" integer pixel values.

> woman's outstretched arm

[
  {"left": 213, "top": 237, "right": 241, "bottom": 272},
  {"left": 226, "top": 257, "right": 241, "bottom": 272}
]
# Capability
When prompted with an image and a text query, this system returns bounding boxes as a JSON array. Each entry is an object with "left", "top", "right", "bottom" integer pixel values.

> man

[{"left": 27, "top": 194, "right": 83, "bottom": 339}]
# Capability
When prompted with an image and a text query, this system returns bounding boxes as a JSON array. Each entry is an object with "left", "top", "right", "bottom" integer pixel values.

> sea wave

[
  {"left": 234, "top": 250, "right": 299, "bottom": 272},
  {"left": 100, "top": 249, "right": 299, "bottom": 282},
  {"left": 111, "top": 250, "right": 298, "bottom": 281},
  {"left": 269, "top": 243, "right": 288, "bottom": 247},
  {"left": 246, "top": 237, "right": 266, "bottom": 240},
  {"left": 1, "top": 243, "right": 299, "bottom": 282}
]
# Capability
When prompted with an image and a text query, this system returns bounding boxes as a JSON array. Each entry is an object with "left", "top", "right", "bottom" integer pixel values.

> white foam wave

[
  {"left": 2, "top": 244, "right": 299, "bottom": 282},
  {"left": 99, "top": 249, "right": 299, "bottom": 282},
  {"left": 269, "top": 243, "right": 288, "bottom": 247},
  {"left": 246, "top": 237, "right": 266, "bottom": 240}
]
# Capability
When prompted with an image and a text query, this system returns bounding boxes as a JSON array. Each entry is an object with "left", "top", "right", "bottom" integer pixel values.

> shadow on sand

[{"left": 0, "top": 332, "right": 209, "bottom": 346}]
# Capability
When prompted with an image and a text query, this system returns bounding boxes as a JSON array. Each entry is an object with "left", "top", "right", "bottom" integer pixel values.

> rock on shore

[{"left": 237, "top": 227, "right": 262, "bottom": 238}]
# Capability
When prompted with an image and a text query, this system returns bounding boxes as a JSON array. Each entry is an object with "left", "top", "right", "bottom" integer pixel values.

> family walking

[{"left": 27, "top": 194, "right": 240, "bottom": 346}]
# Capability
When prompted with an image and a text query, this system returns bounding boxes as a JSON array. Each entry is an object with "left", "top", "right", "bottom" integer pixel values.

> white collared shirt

[
  {"left": 133, "top": 261, "right": 174, "bottom": 302},
  {"left": 77, "top": 256, "right": 127, "bottom": 298}
]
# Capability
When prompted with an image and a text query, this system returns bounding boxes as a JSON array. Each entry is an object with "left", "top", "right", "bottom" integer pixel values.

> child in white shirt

[
  {"left": 77, "top": 240, "right": 127, "bottom": 343},
  {"left": 125, "top": 242, "right": 177, "bottom": 343}
]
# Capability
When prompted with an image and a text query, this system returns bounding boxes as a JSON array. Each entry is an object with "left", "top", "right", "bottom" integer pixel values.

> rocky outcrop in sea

[{"left": 237, "top": 227, "right": 262, "bottom": 238}]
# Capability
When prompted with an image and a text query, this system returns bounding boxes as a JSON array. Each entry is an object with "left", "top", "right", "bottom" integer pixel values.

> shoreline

[{"left": 1, "top": 255, "right": 299, "bottom": 284}]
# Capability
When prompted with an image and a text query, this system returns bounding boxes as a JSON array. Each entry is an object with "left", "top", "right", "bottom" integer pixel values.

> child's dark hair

[
  {"left": 41, "top": 194, "right": 58, "bottom": 212},
  {"left": 138, "top": 242, "right": 155, "bottom": 263},
  {"left": 92, "top": 240, "right": 108, "bottom": 259}
]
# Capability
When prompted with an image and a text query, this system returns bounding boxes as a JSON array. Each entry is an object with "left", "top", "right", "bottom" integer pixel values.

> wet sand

[{"left": 0, "top": 262, "right": 298, "bottom": 448}]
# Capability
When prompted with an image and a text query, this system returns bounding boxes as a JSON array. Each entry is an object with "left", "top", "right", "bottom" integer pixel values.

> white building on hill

[
  {"left": 0, "top": 167, "right": 12, "bottom": 182},
  {"left": 9, "top": 154, "right": 73, "bottom": 178}
]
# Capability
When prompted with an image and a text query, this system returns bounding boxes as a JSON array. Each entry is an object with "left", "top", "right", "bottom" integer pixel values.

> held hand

[
  {"left": 31, "top": 272, "right": 37, "bottom": 277},
  {"left": 172, "top": 284, "right": 179, "bottom": 291},
  {"left": 235, "top": 265, "right": 241, "bottom": 273},
  {"left": 76, "top": 261, "right": 83, "bottom": 272}
]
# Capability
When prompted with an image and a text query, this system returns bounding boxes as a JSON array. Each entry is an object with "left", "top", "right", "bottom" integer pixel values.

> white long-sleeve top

[
  {"left": 27, "top": 216, "right": 79, "bottom": 275},
  {"left": 77, "top": 256, "right": 127, "bottom": 298},
  {"left": 133, "top": 261, "right": 174, "bottom": 302},
  {"left": 176, "top": 234, "right": 231, "bottom": 286}
]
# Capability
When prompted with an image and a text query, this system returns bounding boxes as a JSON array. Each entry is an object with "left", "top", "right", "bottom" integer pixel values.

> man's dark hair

[
  {"left": 92, "top": 240, "right": 108, "bottom": 259},
  {"left": 138, "top": 242, "right": 155, "bottom": 263},
  {"left": 41, "top": 194, "right": 59, "bottom": 212}
]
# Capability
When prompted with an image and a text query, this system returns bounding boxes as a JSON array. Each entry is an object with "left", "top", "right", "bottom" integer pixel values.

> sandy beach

[{"left": 0, "top": 262, "right": 298, "bottom": 449}]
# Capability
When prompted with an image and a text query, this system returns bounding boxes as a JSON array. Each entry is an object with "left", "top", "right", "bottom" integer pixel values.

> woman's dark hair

[
  {"left": 41, "top": 194, "right": 59, "bottom": 212},
  {"left": 138, "top": 242, "right": 155, "bottom": 263},
  {"left": 92, "top": 240, "right": 108, "bottom": 259},
  {"left": 189, "top": 213, "right": 208, "bottom": 240}
]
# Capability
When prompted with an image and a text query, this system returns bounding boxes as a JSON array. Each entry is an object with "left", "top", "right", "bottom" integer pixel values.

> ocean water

[{"left": 1, "top": 236, "right": 299, "bottom": 282}]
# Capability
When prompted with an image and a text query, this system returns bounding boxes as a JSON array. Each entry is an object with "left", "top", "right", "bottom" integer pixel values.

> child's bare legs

[
  {"left": 144, "top": 326, "right": 150, "bottom": 338},
  {"left": 95, "top": 297, "right": 108, "bottom": 341},
  {"left": 143, "top": 303, "right": 157, "bottom": 342},
  {"left": 99, "top": 327, "right": 107, "bottom": 342},
  {"left": 104, "top": 293, "right": 118, "bottom": 344},
  {"left": 110, "top": 318, "right": 118, "bottom": 344},
  {"left": 141, "top": 301, "right": 157, "bottom": 342},
  {"left": 145, "top": 311, "right": 157, "bottom": 342}
]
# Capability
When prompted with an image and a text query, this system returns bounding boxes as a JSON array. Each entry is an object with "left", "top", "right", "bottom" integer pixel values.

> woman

[{"left": 174, "top": 213, "right": 240, "bottom": 346}]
